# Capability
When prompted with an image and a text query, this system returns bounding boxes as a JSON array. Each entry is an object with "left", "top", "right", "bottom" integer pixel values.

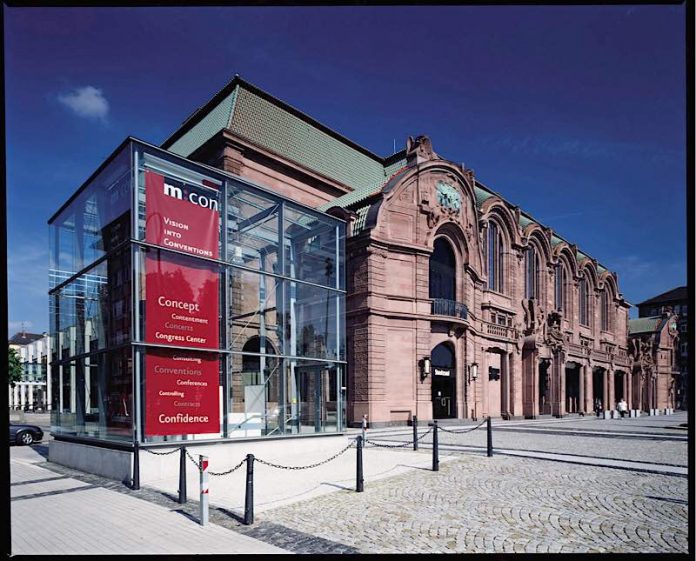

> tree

[{"left": 9, "top": 347, "right": 23, "bottom": 388}]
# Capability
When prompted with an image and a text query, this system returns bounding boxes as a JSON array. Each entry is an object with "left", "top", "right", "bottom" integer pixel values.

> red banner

[
  {"left": 145, "top": 252, "right": 219, "bottom": 349},
  {"left": 145, "top": 171, "right": 220, "bottom": 260},
  {"left": 145, "top": 349, "right": 220, "bottom": 436}
]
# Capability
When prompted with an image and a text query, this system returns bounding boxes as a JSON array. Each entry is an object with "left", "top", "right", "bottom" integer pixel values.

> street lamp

[
  {"left": 420, "top": 356, "right": 431, "bottom": 381},
  {"left": 469, "top": 363, "right": 478, "bottom": 421}
]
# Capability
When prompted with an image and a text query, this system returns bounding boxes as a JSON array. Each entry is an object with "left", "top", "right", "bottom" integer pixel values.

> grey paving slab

[{"left": 10, "top": 460, "right": 290, "bottom": 555}]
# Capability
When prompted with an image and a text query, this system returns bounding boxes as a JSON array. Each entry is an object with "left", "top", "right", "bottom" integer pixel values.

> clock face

[{"left": 436, "top": 181, "right": 461, "bottom": 212}]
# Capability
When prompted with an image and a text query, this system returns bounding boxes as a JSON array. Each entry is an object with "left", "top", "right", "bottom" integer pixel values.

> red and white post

[{"left": 199, "top": 455, "right": 209, "bottom": 526}]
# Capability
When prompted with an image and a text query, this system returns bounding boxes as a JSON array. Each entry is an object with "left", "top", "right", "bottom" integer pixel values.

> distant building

[
  {"left": 9, "top": 331, "right": 50, "bottom": 411},
  {"left": 636, "top": 286, "right": 688, "bottom": 409}
]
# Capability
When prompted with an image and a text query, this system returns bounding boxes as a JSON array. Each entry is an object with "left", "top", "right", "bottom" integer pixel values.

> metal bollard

[
  {"left": 432, "top": 420, "right": 439, "bottom": 472},
  {"left": 132, "top": 441, "right": 140, "bottom": 490},
  {"left": 199, "top": 455, "right": 209, "bottom": 526},
  {"left": 178, "top": 447, "right": 187, "bottom": 504},
  {"left": 412, "top": 415, "right": 418, "bottom": 451},
  {"left": 356, "top": 435, "right": 364, "bottom": 492},
  {"left": 244, "top": 454, "right": 255, "bottom": 525},
  {"left": 487, "top": 416, "right": 493, "bottom": 457}
]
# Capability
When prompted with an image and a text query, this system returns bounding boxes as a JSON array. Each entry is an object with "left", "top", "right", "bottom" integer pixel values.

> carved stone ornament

[
  {"left": 406, "top": 135, "right": 437, "bottom": 162},
  {"left": 522, "top": 297, "right": 544, "bottom": 337},
  {"left": 545, "top": 311, "right": 564, "bottom": 351}
]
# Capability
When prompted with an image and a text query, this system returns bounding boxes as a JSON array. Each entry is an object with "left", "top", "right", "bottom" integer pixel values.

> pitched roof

[
  {"left": 628, "top": 316, "right": 665, "bottom": 335},
  {"left": 9, "top": 332, "right": 43, "bottom": 345},
  {"left": 163, "top": 75, "right": 394, "bottom": 191},
  {"left": 637, "top": 286, "right": 687, "bottom": 306},
  {"left": 162, "top": 76, "right": 615, "bottom": 273}
]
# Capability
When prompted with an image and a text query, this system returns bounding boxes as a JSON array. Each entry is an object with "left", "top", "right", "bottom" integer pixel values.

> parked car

[{"left": 9, "top": 422, "right": 43, "bottom": 445}]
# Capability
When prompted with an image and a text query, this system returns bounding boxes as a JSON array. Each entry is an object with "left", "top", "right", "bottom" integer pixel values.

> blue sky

[{"left": 5, "top": 5, "right": 687, "bottom": 334}]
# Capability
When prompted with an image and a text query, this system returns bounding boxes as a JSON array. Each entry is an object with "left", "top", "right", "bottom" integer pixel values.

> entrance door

[
  {"left": 538, "top": 360, "right": 551, "bottom": 414},
  {"left": 565, "top": 365, "right": 580, "bottom": 413},
  {"left": 431, "top": 343, "right": 456, "bottom": 419}
]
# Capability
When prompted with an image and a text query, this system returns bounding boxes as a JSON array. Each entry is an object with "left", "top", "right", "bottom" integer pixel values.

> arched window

[
  {"left": 525, "top": 245, "right": 540, "bottom": 299},
  {"left": 429, "top": 238, "right": 456, "bottom": 301},
  {"left": 487, "top": 222, "right": 505, "bottom": 293},
  {"left": 554, "top": 263, "right": 567, "bottom": 312},
  {"left": 601, "top": 289, "right": 610, "bottom": 331},
  {"left": 579, "top": 276, "right": 588, "bottom": 326},
  {"left": 431, "top": 342, "right": 455, "bottom": 370}
]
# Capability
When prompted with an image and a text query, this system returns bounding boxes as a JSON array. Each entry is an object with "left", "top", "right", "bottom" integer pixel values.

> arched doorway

[
  {"left": 538, "top": 359, "right": 551, "bottom": 415},
  {"left": 431, "top": 342, "right": 456, "bottom": 419},
  {"left": 429, "top": 238, "right": 456, "bottom": 301},
  {"left": 565, "top": 362, "right": 581, "bottom": 414}
]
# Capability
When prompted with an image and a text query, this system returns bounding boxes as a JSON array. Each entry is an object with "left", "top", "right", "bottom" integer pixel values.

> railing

[
  {"left": 485, "top": 322, "right": 510, "bottom": 338},
  {"left": 431, "top": 298, "right": 468, "bottom": 320}
]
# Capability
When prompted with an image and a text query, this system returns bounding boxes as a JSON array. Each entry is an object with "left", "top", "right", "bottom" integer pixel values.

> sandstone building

[{"left": 161, "top": 75, "right": 678, "bottom": 427}]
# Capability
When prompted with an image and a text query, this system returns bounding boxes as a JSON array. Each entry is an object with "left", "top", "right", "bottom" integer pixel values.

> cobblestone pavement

[
  {"left": 11, "top": 413, "right": 690, "bottom": 555},
  {"left": 375, "top": 415, "right": 688, "bottom": 468},
  {"left": 248, "top": 453, "right": 688, "bottom": 554}
]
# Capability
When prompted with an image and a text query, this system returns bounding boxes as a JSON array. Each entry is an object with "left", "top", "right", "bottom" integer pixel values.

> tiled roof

[
  {"left": 162, "top": 76, "right": 616, "bottom": 276},
  {"left": 229, "top": 87, "right": 385, "bottom": 190},
  {"left": 474, "top": 186, "right": 495, "bottom": 208},
  {"left": 167, "top": 88, "right": 238, "bottom": 157},
  {"left": 164, "top": 76, "right": 388, "bottom": 192},
  {"left": 9, "top": 332, "right": 43, "bottom": 345},
  {"left": 638, "top": 286, "right": 687, "bottom": 306},
  {"left": 519, "top": 214, "right": 535, "bottom": 229},
  {"left": 352, "top": 205, "right": 371, "bottom": 236},
  {"left": 628, "top": 316, "right": 665, "bottom": 335},
  {"left": 317, "top": 179, "right": 384, "bottom": 212}
]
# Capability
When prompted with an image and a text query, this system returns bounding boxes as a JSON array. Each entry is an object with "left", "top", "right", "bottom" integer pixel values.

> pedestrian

[
  {"left": 617, "top": 398, "right": 628, "bottom": 418},
  {"left": 361, "top": 414, "right": 368, "bottom": 442},
  {"left": 594, "top": 398, "right": 603, "bottom": 417}
]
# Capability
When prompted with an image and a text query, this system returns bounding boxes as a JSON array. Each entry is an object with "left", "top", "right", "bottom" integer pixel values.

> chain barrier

[
  {"left": 364, "top": 426, "right": 434, "bottom": 448},
  {"left": 255, "top": 440, "right": 356, "bottom": 470},
  {"left": 143, "top": 446, "right": 182, "bottom": 456},
  {"left": 209, "top": 457, "right": 247, "bottom": 477},
  {"left": 437, "top": 417, "right": 489, "bottom": 434},
  {"left": 185, "top": 448, "right": 203, "bottom": 471}
]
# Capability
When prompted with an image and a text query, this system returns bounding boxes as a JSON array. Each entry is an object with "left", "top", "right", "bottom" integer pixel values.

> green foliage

[{"left": 8, "top": 347, "right": 23, "bottom": 387}]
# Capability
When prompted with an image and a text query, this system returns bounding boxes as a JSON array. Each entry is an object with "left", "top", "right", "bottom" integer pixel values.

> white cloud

[{"left": 58, "top": 85, "right": 109, "bottom": 121}]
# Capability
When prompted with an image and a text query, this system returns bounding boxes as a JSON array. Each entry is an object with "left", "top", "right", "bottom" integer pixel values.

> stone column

[
  {"left": 512, "top": 351, "right": 523, "bottom": 417},
  {"left": 559, "top": 356, "right": 566, "bottom": 416},
  {"left": 583, "top": 364, "right": 592, "bottom": 413},
  {"left": 481, "top": 350, "right": 489, "bottom": 419},
  {"left": 500, "top": 353, "right": 510, "bottom": 418},
  {"left": 20, "top": 384, "right": 26, "bottom": 410},
  {"left": 578, "top": 364, "right": 585, "bottom": 413},
  {"left": 602, "top": 369, "right": 609, "bottom": 411},
  {"left": 607, "top": 369, "right": 615, "bottom": 411},
  {"left": 626, "top": 371, "right": 633, "bottom": 410},
  {"left": 508, "top": 352, "right": 515, "bottom": 417}
]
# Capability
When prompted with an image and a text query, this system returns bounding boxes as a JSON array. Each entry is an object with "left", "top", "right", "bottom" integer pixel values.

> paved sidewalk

[
  {"left": 10, "top": 445, "right": 289, "bottom": 555},
  {"left": 9, "top": 411, "right": 689, "bottom": 555}
]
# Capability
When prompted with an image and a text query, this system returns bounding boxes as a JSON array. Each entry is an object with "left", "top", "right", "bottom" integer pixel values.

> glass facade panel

[
  {"left": 228, "top": 268, "right": 282, "bottom": 355},
  {"left": 284, "top": 206, "right": 343, "bottom": 289},
  {"left": 50, "top": 147, "right": 131, "bottom": 286},
  {"left": 282, "top": 359, "right": 342, "bottom": 434},
  {"left": 227, "top": 182, "right": 280, "bottom": 273},
  {"left": 49, "top": 139, "right": 345, "bottom": 444},
  {"left": 285, "top": 282, "right": 343, "bottom": 361}
]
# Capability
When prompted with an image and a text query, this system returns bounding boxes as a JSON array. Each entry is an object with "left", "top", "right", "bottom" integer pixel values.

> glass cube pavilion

[{"left": 48, "top": 138, "right": 346, "bottom": 445}]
